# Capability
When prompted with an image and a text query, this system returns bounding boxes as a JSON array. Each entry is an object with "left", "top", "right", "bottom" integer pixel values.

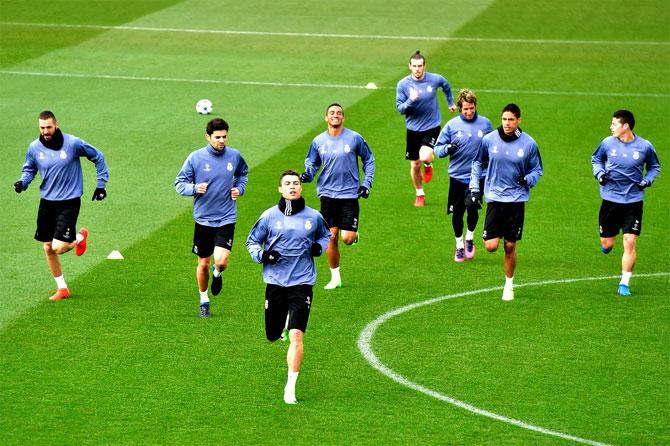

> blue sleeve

[
  {"left": 591, "top": 142, "right": 608, "bottom": 179},
  {"left": 19, "top": 149, "right": 37, "bottom": 190},
  {"left": 302, "top": 141, "right": 322, "bottom": 182},
  {"left": 315, "top": 213, "right": 331, "bottom": 252},
  {"left": 395, "top": 81, "right": 413, "bottom": 115},
  {"left": 234, "top": 154, "right": 249, "bottom": 196},
  {"left": 434, "top": 125, "right": 451, "bottom": 158},
  {"left": 469, "top": 141, "right": 488, "bottom": 191},
  {"left": 357, "top": 136, "right": 375, "bottom": 189},
  {"left": 76, "top": 139, "right": 109, "bottom": 188},
  {"left": 643, "top": 144, "right": 661, "bottom": 185},
  {"left": 175, "top": 155, "right": 197, "bottom": 197},
  {"left": 246, "top": 214, "right": 269, "bottom": 264},
  {"left": 441, "top": 78, "right": 454, "bottom": 107},
  {"left": 524, "top": 145, "right": 543, "bottom": 189}
]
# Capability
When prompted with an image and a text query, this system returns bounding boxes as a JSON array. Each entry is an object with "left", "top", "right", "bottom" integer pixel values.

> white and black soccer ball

[{"left": 195, "top": 99, "right": 213, "bottom": 115}]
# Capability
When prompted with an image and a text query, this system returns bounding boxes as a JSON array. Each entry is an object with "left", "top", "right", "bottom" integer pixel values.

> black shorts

[
  {"left": 264, "top": 284, "right": 313, "bottom": 342},
  {"left": 192, "top": 222, "right": 235, "bottom": 258},
  {"left": 35, "top": 197, "right": 81, "bottom": 243},
  {"left": 448, "top": 177, "right": 484, "bottom": 215},
  {"left": 599, "top": 200, "right": 643, "bottom": 237},
  {"left": 406, "top": 126, "right": 441, "bottom": 161},
  {"left": 482, "top": 201, "right": 525, "bottom": 241},
  {"left": 320, "top": 196, "right": 359, "bottom": 231}
]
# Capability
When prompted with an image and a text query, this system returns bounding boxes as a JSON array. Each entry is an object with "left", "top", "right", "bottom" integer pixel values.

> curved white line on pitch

[{"left": 357, "top": 272, "right": 670, "bottom": 446}]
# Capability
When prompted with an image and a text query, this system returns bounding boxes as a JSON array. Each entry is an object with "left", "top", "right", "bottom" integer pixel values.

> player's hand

[
  {"left": 446, "top": 142, "right": 460, "bottom": 156},
  {"left": 517, "top": 175, "right": 528, "bottom": 187},
  {"left": 597, "top": 173, "right": 610, "bottom": 185},
  {"left": 14, "top": 180, "right": 23, "bottom": 193},
  {"left": 636, "top": 180, "right": 650, "bottom": 190},
  {"left": 299, "top": 173, "right": 310, "bottom": 183},
  {"left": 357, "top": 186, "right": 370, "bottom": 199},
  {"left": 195, "top": 182, "right": 208, "bottom": 195},
  {"left": 310, "top": 243, "right": 322, "bottom": 257},
  {"left": 409, "top": 87, "right": 419, "bottom": 101},
  {"left": 231, "top": 187, "right": 240, "bottom": 201},
  {"left": 261, "top": 250, "right": 281, "bottom": 265},
  {"left": 470, "top": 190, "right": 483, "bottom": 207},
  {"left": 92, "top": 187, "right": 107, "bottom": 201}
]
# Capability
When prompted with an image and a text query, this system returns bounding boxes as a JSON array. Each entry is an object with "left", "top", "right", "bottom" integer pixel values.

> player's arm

[
  {"left": 301, "top": 142, "right": 322, "bottom": 183},
  {"left": 395, "top": 81, "right": 414, "bottom": 114},
  {"left": 76, "top": 139, "right": 109, "bottom": 200},
  {"left": 640, "top": 144, "right": 661, "bottom": 187},
  {"left": 246, "top": 215, "right": 269, "bottom": 264},
  {"left": 469, "top": 142, "right": 488, "bottom": 192},
  {"left": 358, "top": 137, "right": 375, "bottom": 191},
  {"left": 590, "top": 143, "right": 609, "bottom": 183},
  {"left": 15, "top": 149, "right": 37, "bottom": 193},
  {"left": 521, "top": 144, "right": 544, "bottom": 188},
  {"left": 175, "top": 156, "right": 197, "bottom": 196},
  {"left": 434, "top": 126, "right": 457, "bottom": 158},
  {"left": 314, "top": 213, "right": 331, "bottom": 254},
  {"left": 233, "top": 155, "right": 249, "bottom": 197},
  {"left": 441, "top": 77, "right": 456, "bottom": 113}
]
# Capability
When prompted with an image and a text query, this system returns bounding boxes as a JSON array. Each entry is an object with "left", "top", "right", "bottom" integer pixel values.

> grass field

[{"left": 1, "top": 1, "right": 669, "bottom": 445}]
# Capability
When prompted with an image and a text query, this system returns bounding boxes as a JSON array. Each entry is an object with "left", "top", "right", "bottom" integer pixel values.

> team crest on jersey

[
  {"left": 38, "top": 152, "right": 46, "bottom": 160},
  {"left": 274, "top": 221, "right": 283, "bottom": 230},
  {"left": 60, "top": 151, "right": 67, "bottom": 159},
  {"left": 633, "top": 151, "right": 640, "bottom": 160},
  {"left": 305, "top": 220, "right": 312, "bottom": 230},
  {"left": 517, "top": 148, "right": 524, "bottom": 157},
  {"left": 344, "top": 144, "right": 351, "bottom": 153},
  {"left": 478, "top": 129, "right": 483, "bottom": 138},
  {"left": 610, "top": 149, "right": 617, "bottom": 156},
  {"left": 204, "top": 163, "right": 212, "bottom": 172},
  {"left": 319, "top": 145, "right": 326, "bottom": 154},
  {"left": 427, "top": 85, "right": 433, "bottom": 93},
  {"left": 456, "top": 130, "right": 463, "bottom": 138},
  {"left": 227, "top": 162, "right": 233, "bottom": 171},
  {"left": 492, "top": 146, "right": 498, "bottom": 154}
]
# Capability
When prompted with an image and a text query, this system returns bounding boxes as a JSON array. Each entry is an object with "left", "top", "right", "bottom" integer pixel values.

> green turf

[{"left": 1, "top": 0, "right": 669, "bottom": 444}]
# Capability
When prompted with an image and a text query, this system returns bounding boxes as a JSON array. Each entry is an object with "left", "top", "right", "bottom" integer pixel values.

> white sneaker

[
  {"left": 284, "top": 386, "right": 298, "bottom": 405},
  {"left": 324, "top": 279, "right": 342, "bottom": 290},
  {"left": 502, "top": 287, "right": 514, "bottom": 301}
]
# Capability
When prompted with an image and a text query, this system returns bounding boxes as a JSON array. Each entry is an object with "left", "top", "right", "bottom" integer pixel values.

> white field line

[
  {"left": 357, "top": 272, "right": 670, "bottom": 446},
  {"left": 1, "top": 21, "right": 669, "bottom": 46},
  {"left": 2, "top": 70, "right": 669, "bottom": 98}
]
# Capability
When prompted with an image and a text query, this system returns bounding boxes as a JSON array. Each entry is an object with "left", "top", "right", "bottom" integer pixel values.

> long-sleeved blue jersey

[
  {"left": 435, "top": 113, "right": 493, "bottom": 183},
  {"left": 470, "top": 128, "right": 543, "bottom": 203},
  {"left": 396, "top": 72, "right": 454, "bottom": 132},
  {"left": 302, "top": 128, "right": 375, "bottom": 199},
  {"left": 175, "top": 144, "right": 248, "bottom": 227},
  {"left": 247, "top": 203, "right": 331, "bottom": 287},
  {"left": 19, "top": 132, "right": 108, "bottom": 201},
  {"left": 591, "top": 135, "right": 661, "bottom": 204}
]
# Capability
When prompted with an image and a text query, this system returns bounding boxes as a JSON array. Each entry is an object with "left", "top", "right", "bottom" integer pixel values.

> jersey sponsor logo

[
  {"left": 344, "top": 144, "right": 351, "bottom": 153},
  {"left": 204, "top": 163, "right": 212, "bottom": 172},
  {"left": 304, "top": 220, "right": 312, "bottom": 230},
  {"left": 60, "top": 151, "right": 67, "bottom": 159},
  {"left": 227, "top": 162, "right": 233, "bottom": 171},
  {"left": 517, "top": 148, "right": 524, "bottom": 157}
]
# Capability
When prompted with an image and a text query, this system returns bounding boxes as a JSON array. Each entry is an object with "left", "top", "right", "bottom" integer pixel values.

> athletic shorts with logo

[
  {"left": 599, "top": 199, "right": 643, "bottom": 237},
  {"left": 482, "top": 201, "right": 525, "bottom": 241},
  {"left": 320, "top": 196, "right": 359, "bottom": 231},
  {"left": 264, "top": 284, "right": 313, "bottom": 341},
  {"left": 35, "top": 197, "right": 81, "bottom": 243},
  {"left": 192, "top": 222, "right": 235, "bottom": 258},
  {"left": 405, "top": 126, "right": 441, "bottom": 161}
]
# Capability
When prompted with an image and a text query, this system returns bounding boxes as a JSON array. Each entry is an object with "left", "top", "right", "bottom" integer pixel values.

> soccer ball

[{"left": 195, "top": 99, "right": 213, "bottom": 115}]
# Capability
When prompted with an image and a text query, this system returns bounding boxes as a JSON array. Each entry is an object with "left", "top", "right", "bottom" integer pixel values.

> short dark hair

[
  {"left": 279, "top": 169, "right": 301, "bottom": 186},
  {"left": 325, "top": 103, "right": 343, "bottom": 114},
  {"left": 409, "top": 50, "right": 425, "bottom": 64},
  {"left": 206, "top": 118, "right": 229, "bottom": 135},
  {"left": 502, "top": 103, "right": 521, "bottom": 119},
  {"left": 39, "top": 110, "right": 56, "bottom": 121},
  {"left": 613, "top": 109, "right": 635, "bottom": 130}
]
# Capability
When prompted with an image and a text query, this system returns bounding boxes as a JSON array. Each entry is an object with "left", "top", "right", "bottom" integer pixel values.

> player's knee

[
  {"left": 341, "top": 232, "right": 356, "bottom": 245},
  {"left": 484, "top": 240, "right": 498, "bottom": 252}
]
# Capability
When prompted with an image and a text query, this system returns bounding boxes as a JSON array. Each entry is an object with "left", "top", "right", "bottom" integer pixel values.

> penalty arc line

[
  {"left": 357, "top": 272, "right": 670, "bottom": 446},
  {"left": 1, "top": 70, "right": 669, "bottom": 99}
]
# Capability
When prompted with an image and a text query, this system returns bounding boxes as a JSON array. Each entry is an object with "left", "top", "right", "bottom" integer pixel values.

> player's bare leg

[
  {"left": 284, "top": 329, "right": 304, "bottom": 404},
  {"left": 44, "top": 242, "right": 70, "bottom": 300},
  {"left": 325, "top": 227, "right": 342, "bottom": 290},
  {"left": 502, "top": 240, "right": 517, "bottom": 301},
  {"left": 196, "top": 256, "right": 211, "bottom": 316},
  {"left": 410, "top": 160, "right": 425, "bottom": 206},
  {"left": 618, "top": 233, "right": 637, "bottom": 296}
]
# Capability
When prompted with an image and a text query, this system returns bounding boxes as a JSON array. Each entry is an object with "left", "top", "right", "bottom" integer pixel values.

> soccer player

[
  {"left": 396, "top": 50, "right": 456, "bottom": 207},
  {"left": 434, "top": 89, "right": 493, "bottom": 262},
  {"left": 470, "top": 104, "right": 543, "bottom": 301},
  {"left": 14, "top": 110, "right": 109, "bottom": 301},
  {"left": 300, "top": 103, "right": 375, "bottom": 290},
  {"left": 591, "top": 109, "right": 661, "bottom": 296},
  {"left": 175, "top": 118, "right": 248, "bottom": 318},
  {"left": 246, "top": 170, "right": 331, "bottom": 404}
]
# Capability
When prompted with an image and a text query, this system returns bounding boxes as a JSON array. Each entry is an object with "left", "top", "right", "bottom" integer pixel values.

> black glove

[
  {"left": 299, "top": 173, "right": 310, "bottom": 183},
  {"left": 14, "top": 181, "right": 23, "bottom": 193},
  {"left": 636, "top": 180, "right": 650, "bottom": 190},
  {"left": 357, "top": 186, "right": 370, "bottom": 199},
  {"left": 597, "top": 173, "right": 610, "bottom": 185},
  {"left": 446, "top": 142, "right": 460, "bottom": 156},
  {"left": 261, "top": 250, "right": 281, "bottom": 265},
  {"left": 310, "top": 243, "right": 322, "bottom": 257},
  {"left": 470, "top": 190, "right": 483, "bottom": 207},
  {"left": 92, "top": 187, "right": 107, "bottom": 201},
  {"left": 517, "top": 175, "right": 527, "bottom": 187}
]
